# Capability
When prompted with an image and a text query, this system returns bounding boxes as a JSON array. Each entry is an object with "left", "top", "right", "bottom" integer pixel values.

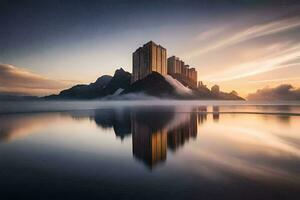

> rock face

[
  {"left": 100, "top": 68, "right": 131, "bottom": 96},
  {"left": 57, "top": 75, "right": 112, "bottom": 99},
  {"left": 45, "top": 68, "right": 131, "bottom": 99},
  {"left": 122, "top": 72, "right": 177, "bottom": 97}
]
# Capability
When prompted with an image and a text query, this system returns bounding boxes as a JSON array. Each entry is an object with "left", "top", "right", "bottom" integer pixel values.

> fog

[
  {"left": 164, "top": 75, "right": 193, "bottom": 95},
  {"left": 1, "top": 99, "right": 300, "bottom": 115}
]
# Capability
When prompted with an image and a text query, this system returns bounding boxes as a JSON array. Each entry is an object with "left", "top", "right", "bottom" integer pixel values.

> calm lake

[{"left": 0, "top": 101, "right": 300, "bottom": 199}]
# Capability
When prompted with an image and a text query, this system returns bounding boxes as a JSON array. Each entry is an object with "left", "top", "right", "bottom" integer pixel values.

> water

[{"left": 0, "top": 101, "right": 300, "bottom": 199}]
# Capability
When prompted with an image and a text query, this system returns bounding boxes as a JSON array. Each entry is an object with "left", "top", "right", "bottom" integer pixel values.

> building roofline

[
  {"left": 142, "top": 41, "right": 166, "bottom": 50},
  {"left": 133, "top": 47, "right": 142, "bottom": 53},
  {"left": 144, "top": 40, "right": 157, "bottom": 46},
  {"left": 158, "top": 45, "right": 166, "bottom": 50}
]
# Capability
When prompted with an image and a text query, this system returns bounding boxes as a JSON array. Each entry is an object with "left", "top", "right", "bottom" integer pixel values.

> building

[
  {"left": 132, "top": 41, "right": 167, "bottom": 83},
  {"left": 188, "top": 67, "right": 197, "bottom": 86},
  {"left": 167, "top": 56, "right": 183, "bottom": 74},
  {"left": 167, "top": 56, "right": 198, "bottom": 88},
  {"left": 211, "top": 85, "right": 220, "bottom": 93}
]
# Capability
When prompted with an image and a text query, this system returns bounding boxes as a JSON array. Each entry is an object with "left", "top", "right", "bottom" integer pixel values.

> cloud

[
  {"left": 247, "top": 84, "right": 300, "bottom": 100},
  {"left": 0, "top": 63, "right": 73, "bottom": 96},
  {"left": 195, "top": 27, "right": 225, "bottom": 42},
  {"left": 204, "top": 43, "right": 300, "bottom": 82},
  {"left": 186, "top": 17, "right": 300, "bottom": 58},
  {"left": 249, "top": 77, "right": 300, "bottom": 84}
]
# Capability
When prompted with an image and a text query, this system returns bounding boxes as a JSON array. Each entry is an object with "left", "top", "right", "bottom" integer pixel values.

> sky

[{"left": 1, "top": 0, "right": 300, "bottom": 97}]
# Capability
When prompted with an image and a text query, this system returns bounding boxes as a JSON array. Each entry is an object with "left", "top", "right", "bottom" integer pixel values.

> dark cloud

[
  {"left": 247, "top": 84, "right": 300, "bottom": 100},
  {"left": 0, "top": 64, "right": 72, "bottom": 96}
]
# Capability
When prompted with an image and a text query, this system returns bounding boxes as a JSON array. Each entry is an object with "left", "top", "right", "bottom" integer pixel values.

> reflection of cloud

[
  {"left": 247, "top": 84, "right": 300, "bottom": 100},
  {"left": 184, "top": 118, "right": 300, "bottom": 184},
  {"left": 0, "top": 63, "right": 74, "bottom": 96},
  {"left": 187, "top": 17, "right": 300, "bottom": 58},
  {"left": 0, "top": 113, "right": 61, "bottom": 142},
  {"left": 190, "top": 148, "right": 300, "bottom": 184}
]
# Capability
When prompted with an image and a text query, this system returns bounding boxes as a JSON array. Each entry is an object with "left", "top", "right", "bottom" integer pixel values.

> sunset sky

[{"left": 1, "top": 0, "right": 300, "bottom": 97}]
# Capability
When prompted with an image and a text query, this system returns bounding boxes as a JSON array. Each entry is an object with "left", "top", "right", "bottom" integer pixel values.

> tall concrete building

[
  {"left": 188, "top": 67, "right": 197, "bottom": 86},
  {"left": 167, "top": 56, "right": 198, "bottom": 88},
  {"left": 167, "top": 56, "right": 184, "bottom": 74},
  {"left": 132, "top": 41, "right": 167, "bottom": 83}
]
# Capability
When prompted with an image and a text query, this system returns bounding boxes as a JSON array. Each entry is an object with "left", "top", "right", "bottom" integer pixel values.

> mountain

[
  {"left": 99, "top": 68, "right": 131, "bottom": 95},
  {"left": 122, "top": 72, "right": 178, "bottom": 97},
  {"left": 48, "top": 75, "right": 112, "bottom": 99},
  {"left": 45, "top": 68, "right": 243, "bottom": 100},
  {"left": 45, "top": 68, "right": 131, "bottom": 99},
  {"left": 122, "top": 72, "right": 243, "bottom": 100}
]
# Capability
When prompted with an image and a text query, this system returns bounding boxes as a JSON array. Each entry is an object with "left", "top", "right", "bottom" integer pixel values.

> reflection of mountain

[{"left": 93, "top": 109, "right": 132, "bottom": 140}]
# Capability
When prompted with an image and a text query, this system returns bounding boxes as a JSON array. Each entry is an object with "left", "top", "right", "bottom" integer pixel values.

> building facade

[
  {"left": 167, "top": 56, "right": 198, "bottom": 88},
  {"left": 132, "top": 41, "right": 167, "bottom": 83}
]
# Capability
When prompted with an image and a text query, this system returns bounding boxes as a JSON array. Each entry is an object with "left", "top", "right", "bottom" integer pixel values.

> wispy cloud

[
  {"left": 204, "top": 43, "right": 300, "bottom": 82},
  {"left": 0, "top": 64, "right": 75, "bottom": 96},
  {"left": 249, "top": 76, "right": 300, "bottom": 84},
  {"left": 186, "top": 17, "right": 300, "bottom": 58},
  {"left": 195, "top": 27, "right": 225, "bottom": 42}
]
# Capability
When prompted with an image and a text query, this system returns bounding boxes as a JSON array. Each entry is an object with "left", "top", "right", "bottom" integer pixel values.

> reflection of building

[
  {"left": 197, "top": 106, "right": 207, "bottom": 125},
  {"left": 167, "top": 113, "right": 198, "bottom": 151},
  {"left": 131, "top": 111, "right": 169, "bottom": 168},
  {"left": 132, "top": 121, "right": 167, "bottom": 168},
  {"left": 167, "top": 56, "right": 198, "bottom": 88},
  {"left": 130, "top": 107, "right": 203, "bottom": 168},
  {"left": 82, "top": 106, "right": 209, "bottom": 169},
  {"left": 130, "top": 108, "right": 208, "bottom": 168},
  {"left": 213, "top": 106, "right": 220, "bottom": 121},
  {"left": 132, "top": 41, "right": 167, "bottom": 83}
]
